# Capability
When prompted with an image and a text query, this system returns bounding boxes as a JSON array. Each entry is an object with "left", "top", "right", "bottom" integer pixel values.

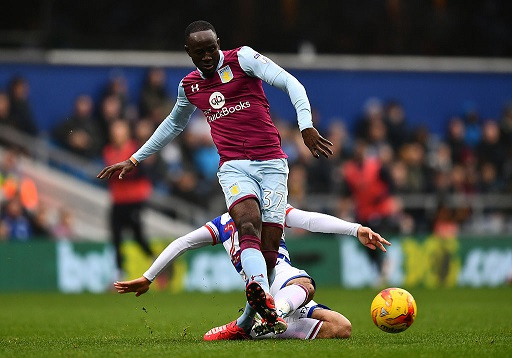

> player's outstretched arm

[
  {"left": 113, "top": 226, "right": 214, "bottom": 296},
  {"left": 285, "top": 206, "right": 390, "bottom": 252},
  {"left": 98, "top": 87, "right": 196, "bottom": 181},
  {"left": 97, "top": 159, "right": 135, "bottom": 180},
  {"left": 143, "top": 226, "right": 213, "bottom": 282},
  {"left": 114, "top": 276, "right": 151, "bottom": 296},
  {"left": 356, "top": 226, "right": 391, "bottom": 252},
  {"left": 301, "top": 127, "right": 333, "bottom": 159}
]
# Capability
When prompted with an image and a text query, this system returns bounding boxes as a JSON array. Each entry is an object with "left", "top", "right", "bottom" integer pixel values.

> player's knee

[
  {"left": 286, "top": 278, "right": 315, "bottom": 302},
  {"left": 238, "top": 221, "right": 260, "bottom": 237},
  {"left": 303, "top": 282, "right": 315, "bottom": 301},
  {"left": 334, "top": 316, "right": 352, "bottom": 339},
  {"left": 231, "top": 199, "right": 261, "bottom": 237}
]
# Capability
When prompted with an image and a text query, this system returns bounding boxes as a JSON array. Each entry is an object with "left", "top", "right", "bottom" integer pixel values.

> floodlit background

[{"left": 0, "top": 0, "right": 511, "bottom": 293}]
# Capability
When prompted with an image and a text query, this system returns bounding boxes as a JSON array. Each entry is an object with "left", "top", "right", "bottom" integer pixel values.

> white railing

[{"left": 1, "top": 48, "right": 512, "bottom": 73}]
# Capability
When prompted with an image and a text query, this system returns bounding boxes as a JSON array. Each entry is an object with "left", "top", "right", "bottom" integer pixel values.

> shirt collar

[{"left": 197, "top": 50, "right": 224, "bottom": 79}]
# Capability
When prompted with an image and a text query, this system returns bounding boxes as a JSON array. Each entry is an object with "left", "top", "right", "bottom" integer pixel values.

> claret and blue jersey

[{"left": 132, "top": 46, "right": 313, "bottom": 166}]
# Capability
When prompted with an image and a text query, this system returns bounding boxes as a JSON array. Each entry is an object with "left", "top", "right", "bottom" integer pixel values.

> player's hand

[
  {"left": 301, "top": 127, "right": 333, "bottom": 158},
  {"left": 357, "top": 226, "right": 391, "bottom": 252},
  {"left": 113, "top": 276, "right": 152, "bottom": 297},
  {"left": 97, "top": 159, "right": 134, "bottom": 180}
]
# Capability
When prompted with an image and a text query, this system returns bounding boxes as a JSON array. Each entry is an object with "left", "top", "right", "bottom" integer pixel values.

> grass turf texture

[{"left": 1, "top": 287, "right": 510, "bottom": 357}]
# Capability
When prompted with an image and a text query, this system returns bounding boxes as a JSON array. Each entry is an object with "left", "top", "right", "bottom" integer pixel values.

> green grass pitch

[{"left": 1, "top": 287, "right": 511, "bottom": 357}]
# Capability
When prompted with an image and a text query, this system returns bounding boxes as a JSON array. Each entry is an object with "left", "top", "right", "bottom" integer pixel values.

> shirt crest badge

[{"left": 218, "top": 65, "right": 234, "bottom": 83}]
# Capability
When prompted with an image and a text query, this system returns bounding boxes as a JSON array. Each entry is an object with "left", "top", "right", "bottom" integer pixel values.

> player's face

[{"left": 185, "top": 30, "right": 220, "bottom": 78}]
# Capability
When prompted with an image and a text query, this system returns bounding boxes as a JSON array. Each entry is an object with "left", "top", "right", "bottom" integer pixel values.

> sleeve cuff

[
  {"left": 143, "top": 273, "right": 154, "bottom": 282},
  {"left": 129, "top": 156, "right": 139, "bottom": 166}
]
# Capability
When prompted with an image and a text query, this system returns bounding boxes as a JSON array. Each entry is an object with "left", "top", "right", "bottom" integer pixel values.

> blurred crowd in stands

[
  {"left": 1, "top": 70, "right": 512, "bottom": 242},
  {"left": 0, "top": 147, "right": 75, "bottom": 242}
]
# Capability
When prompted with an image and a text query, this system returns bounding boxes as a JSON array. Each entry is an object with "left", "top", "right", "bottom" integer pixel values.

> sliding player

[{"left": 114, "top": 205, "right": 390, "bottom": 340}]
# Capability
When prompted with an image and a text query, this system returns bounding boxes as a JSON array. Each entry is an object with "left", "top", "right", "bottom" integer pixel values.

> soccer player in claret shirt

[
  {"left": 98, "top": 20, "right": 333, "bottom": 332},
  {"left": 113, "top": 205, "right": 391, "bottom": 340}
]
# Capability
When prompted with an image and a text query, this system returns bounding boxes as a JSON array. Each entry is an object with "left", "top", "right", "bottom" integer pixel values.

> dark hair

[{"left": 185, "top": 20, "right": 217, "bottom": 41}]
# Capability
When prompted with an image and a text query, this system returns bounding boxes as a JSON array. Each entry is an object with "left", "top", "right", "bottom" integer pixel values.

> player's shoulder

[
  {"left": 224, "top": 47, "right": 242, "bottom": 57},
  {"left": 205, "top": 213, "right": 232, "bottom": 245},
  {"left": 235, "top": 46, "right": 256, "bottom": 56},
  {"left": 236, "top": 46, "right": 272, "bottom": 71},
  {"left": 181, "top": 70, "right": 202, "bottom": 86},
  {"left": 235, "top": 46, "right": 261, "bottom": 61},
  {"left": 218, "top": 47, "right": 244, "bottom": 67},
  {"left": 240, "top": 46, "right": 271, "bottom": 60},
  {"left": 207, "top": 212, "right": 236, "bottom": 244},
  {"left": 209, "top": 212, "right": 233, "bottom": 229}
]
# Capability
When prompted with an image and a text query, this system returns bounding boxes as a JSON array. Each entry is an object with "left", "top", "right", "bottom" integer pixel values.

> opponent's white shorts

[
  {"left": 217, "top": 158, "right": 289, "bottom": 226},
  {"left": 269, "top": 261, "right": 315, "bottom": 297},
  {"left": 286, "top": 299, "right": 332, "bottom": 322}
]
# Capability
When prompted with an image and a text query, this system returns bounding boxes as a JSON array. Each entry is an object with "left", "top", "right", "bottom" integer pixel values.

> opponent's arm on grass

[
  {"left": 113, "top": 226, "right": 212, "bottom": 296},
  {"left": 284, "top": 207, "right": 391, "bottom": 251}
]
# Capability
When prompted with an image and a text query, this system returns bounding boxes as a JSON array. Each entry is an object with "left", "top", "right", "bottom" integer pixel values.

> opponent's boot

[
  {"left": 245, "top": 281, "right": 287, "bottom": 333},
  {"left": 203, "top": 320, "right": 251, "bottom": 341}
]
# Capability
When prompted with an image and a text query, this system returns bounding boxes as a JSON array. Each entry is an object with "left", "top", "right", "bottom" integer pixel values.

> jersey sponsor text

[{"left": 204, "top": 101, "right": 251, "bottom": 123}]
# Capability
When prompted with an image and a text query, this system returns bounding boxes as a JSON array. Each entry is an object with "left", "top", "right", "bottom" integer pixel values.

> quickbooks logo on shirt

[
  {"left": 205, "top": 91, "right": 250, "bottom": 123},
  {"left": 209, "top": 91, "right": 225, "bottom": 109}
]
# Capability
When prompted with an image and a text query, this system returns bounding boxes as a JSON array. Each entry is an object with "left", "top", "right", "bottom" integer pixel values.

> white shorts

[
  {"left": 286, "top": 299, "right": 331, "bottom": 322},
  {"left": 269, "top": 261, "right": 314, "bottom": 297},
  {"left": 217, "top": 158, "right": 289, "bottom": 226}
]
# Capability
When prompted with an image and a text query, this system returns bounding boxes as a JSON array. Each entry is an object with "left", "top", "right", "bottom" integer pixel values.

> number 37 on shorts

[{"left": 263, "top": 190, "right": 285, "bottom": 210}]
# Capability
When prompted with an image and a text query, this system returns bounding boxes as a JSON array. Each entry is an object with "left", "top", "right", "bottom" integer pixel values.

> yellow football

[{"left": 371, "top": 287, "right": 417, "bottom": 333}]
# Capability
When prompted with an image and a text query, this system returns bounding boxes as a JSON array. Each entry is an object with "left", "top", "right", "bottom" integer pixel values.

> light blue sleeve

[
  {"left": 237, "top": 46, "right": 313, "bottom": 131},
  {"left": 132, "top": 82, "right": 196, "bottom": 162}
]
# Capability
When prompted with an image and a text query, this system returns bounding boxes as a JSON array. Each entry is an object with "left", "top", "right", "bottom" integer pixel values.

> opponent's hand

[
  {"left": 301, "top": 127, "right": 334, "bottom": 158},
  {"left": 113, "top": 276, "right": 152, "bottom": 297},
  {"left": 97, "top": 159, "right": 134, "bottom": 180},
  {"left": 357, "top": 226, "right": 391, "bottom": 252}
]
